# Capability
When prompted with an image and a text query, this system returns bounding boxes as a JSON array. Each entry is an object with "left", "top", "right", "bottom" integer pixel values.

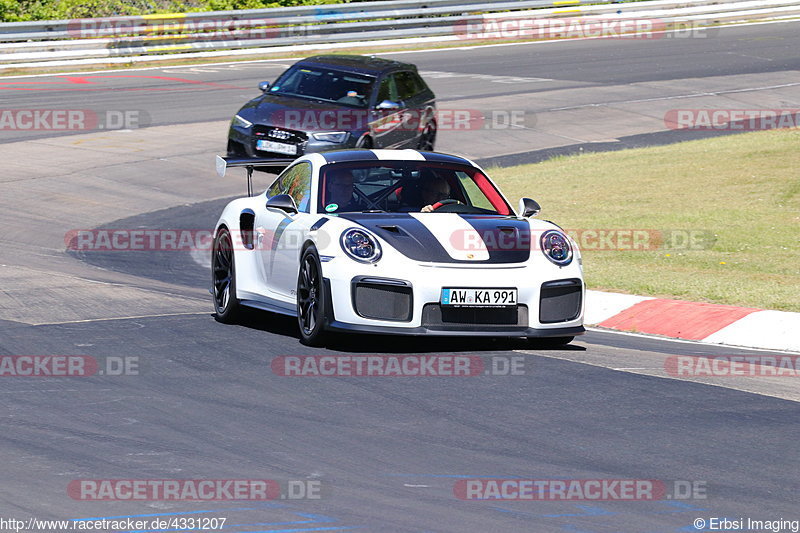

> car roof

[
  {"left": 312, "top": 149, "right": 475, "bottom": 167},
  {"left": 296, "top": 55, "right": 418, "bottom": 76}
]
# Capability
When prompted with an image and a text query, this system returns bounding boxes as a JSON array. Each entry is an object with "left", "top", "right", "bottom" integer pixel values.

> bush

[{"left": 0, "top": 0, "right": 351, "bottom": 22}]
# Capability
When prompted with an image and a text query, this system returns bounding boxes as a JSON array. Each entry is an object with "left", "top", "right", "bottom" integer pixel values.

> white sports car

[{"left": 212, "top": 149, "right": 584, "bottom": 346}]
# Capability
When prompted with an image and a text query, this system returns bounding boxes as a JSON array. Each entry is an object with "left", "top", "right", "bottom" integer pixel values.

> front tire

[
  {"left": 356, "top": 135, "right": 373, "bottom": 149},
  {"left": 227, "top": 139, "right": 245, "bottom": 157},
  {"left": 212, "top": 228, "right": 242, "bottom": 323},
  {"left": 297, "top": 248, "right": 327, "bottom": 346},
  {"left": 417, "top": 121, "right": 436, "bottom": 151}
]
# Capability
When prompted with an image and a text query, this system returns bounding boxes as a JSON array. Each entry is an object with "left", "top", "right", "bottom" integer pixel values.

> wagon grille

[{"left": 253, "top": 126, "right": 307, "bottom": 153}]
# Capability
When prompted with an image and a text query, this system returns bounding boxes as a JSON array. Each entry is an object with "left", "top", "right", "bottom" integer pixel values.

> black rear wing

[{"left": 215, "top": 155, "right": 295, "bottom": 197}]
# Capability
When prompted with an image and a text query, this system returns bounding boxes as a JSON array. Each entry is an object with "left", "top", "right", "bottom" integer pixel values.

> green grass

[{"left": 490, "top": 129, "right": 800, "bottom": 311}]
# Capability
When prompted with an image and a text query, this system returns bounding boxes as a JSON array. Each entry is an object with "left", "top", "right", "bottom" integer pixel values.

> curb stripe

[
  {"left": 598, "top": 299, "right": 761, "bottom": 340},
  {"left": 703, "top": 310, "right": 800, "bottom": 352},
  {"left": 584, "top": 290, "right": 652, "bottom": 326}
]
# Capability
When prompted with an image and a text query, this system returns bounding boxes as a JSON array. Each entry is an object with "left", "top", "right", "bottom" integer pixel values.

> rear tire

[
  {"left": 212, "top": 228, "right": 242, "bottom": 323},
  {"left": 297, "top": 248, "right": 328, "bottom": 346}
]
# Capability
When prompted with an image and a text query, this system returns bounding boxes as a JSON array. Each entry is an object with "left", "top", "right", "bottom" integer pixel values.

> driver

[
  {"left": 337, "top": 90, "right": 366, "bottom": 107},
  {"left": 324, "top": 167, "right": 359, "bottom": 212},
  {"left": 419, "top": 173, "right": 451, "bottom": 213}
]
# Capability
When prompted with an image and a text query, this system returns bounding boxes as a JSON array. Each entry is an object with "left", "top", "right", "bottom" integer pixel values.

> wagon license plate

[
  {"left": 441, "top": 288, "right": 517, "bottom": 307},
  {"left": 256, "top": 140, "right": 297, "bottom": 155}
]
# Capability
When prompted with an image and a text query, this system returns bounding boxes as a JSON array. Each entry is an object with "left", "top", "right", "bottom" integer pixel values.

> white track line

[{"left": 585, "top": 326, "right": 800, "bottom": 355}]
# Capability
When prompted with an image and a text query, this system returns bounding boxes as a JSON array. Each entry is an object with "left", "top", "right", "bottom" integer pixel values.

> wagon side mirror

[
  {"left": 266, "top": 194, "right": 298, "bottom": 215},
  {"left": 376, "top": 100, "right": 401, "bottom": 110},
  {"left": 519, "top": 197, "right": 541, "bottom": 218},
  {"left": 258, "top": 81, "right": 271, "bottom": 92}
]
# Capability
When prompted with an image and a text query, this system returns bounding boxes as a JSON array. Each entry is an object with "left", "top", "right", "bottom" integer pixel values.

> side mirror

[
  {"left": 266, "top": 194, "right": 298, "bottom": 215},
  {"left": 519, "top": 197, "right": 541, "bottom": 218},
  {"left": 376, "top": 100, "right": 401, "bottom": 110},
  {"left": 258, "top": 81, "right": 271, "bottom": 92}
]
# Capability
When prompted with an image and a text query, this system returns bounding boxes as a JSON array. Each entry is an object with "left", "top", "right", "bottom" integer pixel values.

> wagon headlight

[
  {"left": 232, "top": 114, "right": 253, "bottom": 129},
  {"left": 540, "top": 230, "right": 573, "bottom": 266},
  {"left": 341, "top": 228, "right": 382, "bottom": 263},
  {"left": 312, "top": 131, "right": 348, "bottom": 143}
]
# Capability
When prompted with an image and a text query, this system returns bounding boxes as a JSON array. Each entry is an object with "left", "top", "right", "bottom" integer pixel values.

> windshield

[
  {"left": 318, "top": 161, "right": 512, "bottom": 216},
  {"left": 268, "top": 65, "right": 375, "bottom": 108}
]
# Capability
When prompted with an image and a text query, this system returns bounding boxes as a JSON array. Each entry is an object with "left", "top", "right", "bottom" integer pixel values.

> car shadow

[
  {"left": 225, "top": 308, "right": 585, "bottom": 353},
  {"left": 221, "top": 308, "right": 302, "bottom": 340},
  {"left": 324, "top": 334, "right": 587, "bottom": 354}
]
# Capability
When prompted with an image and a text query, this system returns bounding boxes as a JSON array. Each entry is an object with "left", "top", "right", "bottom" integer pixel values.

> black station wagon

[{"left": 227, "top": 55, "right": 437, "bottom": 159}]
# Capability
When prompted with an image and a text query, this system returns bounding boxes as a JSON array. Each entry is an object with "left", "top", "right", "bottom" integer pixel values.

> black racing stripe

[
  {"left": 459, "top": 215, "right": 532, "bottom": 263},
  {"left": 320, "top": 149, "right": 379, "bottom": 163},
  {"left": 337, "top": 213, "right": 454, "bottom": 263},
  {"left": 419, "top": 152, "right": 471, "bottom": 166},
  {"left": 338, "top": 213, "right": 531, "bottom": 264}
]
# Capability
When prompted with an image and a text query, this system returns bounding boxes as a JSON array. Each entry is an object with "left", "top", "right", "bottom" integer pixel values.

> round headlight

[
  {"left": 341, "top": 228, "right": 382, "bottom": 263},
  {"left": 540, "top": 230, "right": 573, "bottom": 266}
]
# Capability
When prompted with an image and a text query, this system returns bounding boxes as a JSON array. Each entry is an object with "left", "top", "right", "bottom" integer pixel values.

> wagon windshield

[
  {"left": 318, "top": 161, "right": 512, "bottom": 215},
  {"left": 268, "top": 65, "right": 375, "bottom": 109}
]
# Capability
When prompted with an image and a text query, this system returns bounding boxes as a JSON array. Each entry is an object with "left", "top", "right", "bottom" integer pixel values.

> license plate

[
  {"left": 256, "top": 140, "right": 297, "bottom": 156},
  {"left": 441, "top": 288, "right": 517, "bottom": 307}
]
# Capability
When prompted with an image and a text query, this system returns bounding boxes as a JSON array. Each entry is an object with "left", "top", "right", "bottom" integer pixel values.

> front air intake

[
  {"left": 539, "top": 279, "right": 582, "bottom": 323},
  {"left": 351, "top": 277, "right": 413, "bottom": 322}
]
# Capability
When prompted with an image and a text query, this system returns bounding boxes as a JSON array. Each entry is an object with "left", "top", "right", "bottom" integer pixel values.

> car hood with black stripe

[{"left": 337, "top": 212, "right": 536, "bottom": 264}]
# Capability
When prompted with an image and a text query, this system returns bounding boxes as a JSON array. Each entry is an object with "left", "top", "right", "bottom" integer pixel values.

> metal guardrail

[
  {"left": 1, "top": 0, "right": 798, "bottom": 68},
  {"left": 0, "top": 0, "right": 609, "bottom": 41}
]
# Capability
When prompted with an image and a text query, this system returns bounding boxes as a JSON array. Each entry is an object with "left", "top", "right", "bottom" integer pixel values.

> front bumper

[
  {"left": 320, "top": 260, "right": 585, "bottom": 338},
  {"left": 229, "top": 125, "right": 360, "bottom": 158},
  {"left": 325, "top": 318, "right": 584, "bottom": 338}
]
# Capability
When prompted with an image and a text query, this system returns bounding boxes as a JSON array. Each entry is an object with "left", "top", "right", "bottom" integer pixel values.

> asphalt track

[{"left": 1, "top": 21, "right": 799, "bottom": 532}]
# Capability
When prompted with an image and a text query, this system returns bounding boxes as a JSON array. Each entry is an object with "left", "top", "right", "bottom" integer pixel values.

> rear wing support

[{"left": 215, "top": 156, "right": 295, "bottom": 197}]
